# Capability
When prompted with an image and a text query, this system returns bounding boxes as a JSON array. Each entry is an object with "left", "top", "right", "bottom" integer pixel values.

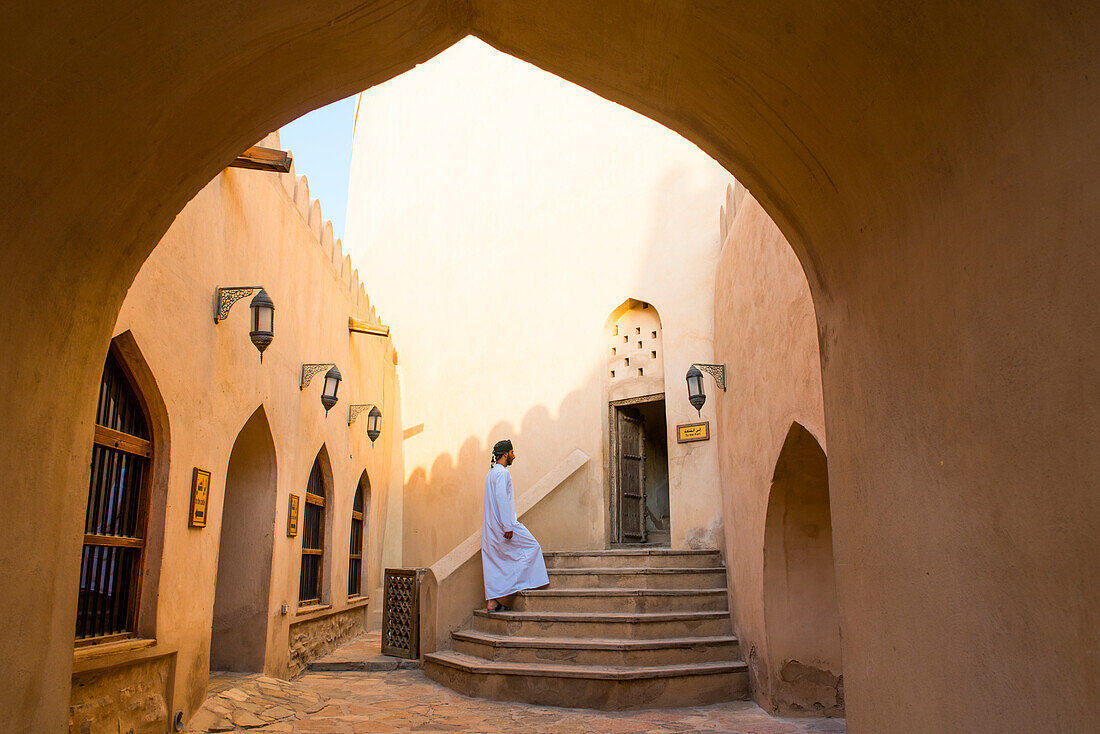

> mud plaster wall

[
  {"left": 70, "top": 656, "right": 172, "bottom": 734},
  {"left": 712, "top": 191, "right": 829, "bottom": 713},
  {"left": 73, "top": 131, "right": 403, "bottom": 730},
  {"left": 345, "top": 38, "right": 728, "bottom": 567},
  {"left": 287, "top": 607, "right": 367, "bottom": 677}
]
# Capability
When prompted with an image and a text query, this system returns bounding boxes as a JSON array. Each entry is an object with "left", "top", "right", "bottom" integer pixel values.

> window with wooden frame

[
  {"left": 348, "top": 485, "right": 365, "bottom": 597},
  {"left": 299, "top": 457, "right": 326, "bottom": 604},
  {"left": 76, "top": 349, "right": 153, "bottom": 644}
]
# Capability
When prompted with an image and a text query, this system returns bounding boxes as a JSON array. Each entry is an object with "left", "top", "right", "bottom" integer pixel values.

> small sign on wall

[
  {"left": 189, "top": 468, "right": 211, "bottom": 527},
  {"left": 287, "top": 494, "right": 300, "bottom": 537},
  {"left": 676, "top": 421, "right": 711, "bottom": 443}
]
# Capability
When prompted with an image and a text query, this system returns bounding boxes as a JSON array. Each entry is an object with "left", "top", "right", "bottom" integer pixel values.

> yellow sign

[
  {"left": 676, "top": 421, "right": 710, "bottom": 443},
  {"left": 287, "top": 494, "right": 300, "bottom": 537},
  {"left": 189, "top": 468, "right": 211, "bottom": 527}
]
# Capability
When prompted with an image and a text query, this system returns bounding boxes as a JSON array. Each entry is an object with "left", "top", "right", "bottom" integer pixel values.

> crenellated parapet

[
  {"left": 719, "top": 180, "right": 748, "bottom": 243},
  {"left": 252, "top": 131, "right": 380, "bottom": 324}
]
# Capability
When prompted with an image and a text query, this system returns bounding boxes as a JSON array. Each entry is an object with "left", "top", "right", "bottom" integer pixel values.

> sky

[{"left": 277, "top": 94, "right": 358, "bottom": 239}]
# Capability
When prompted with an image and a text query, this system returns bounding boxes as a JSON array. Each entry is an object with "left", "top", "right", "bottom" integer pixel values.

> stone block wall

[
  {"left": 287, "top": 607, "right": 366, "bottom": 677},
  {"left": 70, "top": 656, "right": 171, "bottom": 734}
]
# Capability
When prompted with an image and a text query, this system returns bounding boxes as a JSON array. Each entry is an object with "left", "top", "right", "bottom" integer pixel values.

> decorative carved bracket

[
  {"left": 214, "top": 286, "right": 263, "bottom": 324},
  {"left": 300, "top": 363, "right": 335, "bottom": 390},
  {"left": 692, "top": 363, "right": 727, "bottom": 391},
  {"left": 348, "top": 403, "right": 376, "bottom": 426}
]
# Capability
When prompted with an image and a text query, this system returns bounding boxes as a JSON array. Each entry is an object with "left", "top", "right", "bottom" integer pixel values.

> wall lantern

[
  {"left": 349, "top": 404, "right": 383, "bottom": 444},
  {"left": 301, "top": 363, "right": 342, "bottom": 415},
  {"left": 248, "top": 289, "right": 275, "bottom": 361},
  {"left": 214, "top": 286, "right": 274, "bottom": 360},
  {"left": 686, "top": 363, "right": 727, "bottom": 417}
]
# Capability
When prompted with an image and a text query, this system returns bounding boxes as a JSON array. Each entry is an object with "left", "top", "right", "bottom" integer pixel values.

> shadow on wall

[
  {"left": 762, "top": 423, "right": 843, "bottom": 716},
  {"left": 403, "top": 365, "right": 607, "bottom": 570}
]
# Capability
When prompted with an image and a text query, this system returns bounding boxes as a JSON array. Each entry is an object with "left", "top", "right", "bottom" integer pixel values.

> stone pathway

[
  {"left": 184, "top": 673, "right": 326, "bottom": 732},
  {"left": 309, "top": 632, "right": 421, "bottom": 672},
  {"left": 186, "top": 668, "right": 846, "bottom": 733}
]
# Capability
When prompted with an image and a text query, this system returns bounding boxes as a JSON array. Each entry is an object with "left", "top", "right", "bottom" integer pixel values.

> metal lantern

[
  {"left": 248, "top": 288, "right": 274, "bottom": 360},
  {"left": 686, "top": 364, "right": 706, "bottom": 416},
  {"left": 320, "top": 365, "right": 342, "bottom": 414},
  {"left": 366, "top": 405, "right": 383, "bottom": 444}
]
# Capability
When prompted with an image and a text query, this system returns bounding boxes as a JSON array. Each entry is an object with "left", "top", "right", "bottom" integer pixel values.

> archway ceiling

[{"left": 5, "top": 0, "right": 1082, "bottom": 307}]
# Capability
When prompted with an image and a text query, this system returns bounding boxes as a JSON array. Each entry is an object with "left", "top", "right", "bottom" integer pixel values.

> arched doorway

[
  {"left": 210, "top": 407, "right": 278, "bottom": 672},
  {"left": 606, "top": 299, "right": 670, "bottom": 545},
  {"left": 762, "top": 423, "right": 843, "bottom": 715}
]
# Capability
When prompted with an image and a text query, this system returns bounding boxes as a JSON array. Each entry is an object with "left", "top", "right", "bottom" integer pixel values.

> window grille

[
  {"left": 76, "top": 350, "right": 151, "bottom": 643},
  {"left": 299, "top": 457, "right": 326, "bottom": 603},
  {"left": 348, "top": 485, "right": 364, "bottom": 597}
]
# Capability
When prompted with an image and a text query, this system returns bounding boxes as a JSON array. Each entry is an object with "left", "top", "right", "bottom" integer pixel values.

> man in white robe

[{"left": 482, "top": 439, "right": 549, "bottom": 611}]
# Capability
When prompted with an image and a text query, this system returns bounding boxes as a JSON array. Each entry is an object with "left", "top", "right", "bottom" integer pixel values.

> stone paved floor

[
  {"left": 187, "top": 668, "right": 846, "bottom": 733},
  {"left": 310, "top": 632, "right": 421, "bottom": 672}
]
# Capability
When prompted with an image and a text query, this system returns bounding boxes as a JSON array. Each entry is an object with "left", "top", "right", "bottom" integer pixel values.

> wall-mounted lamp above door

[{"left": 686, "top": 363, "right": 726, "bottom": 417}]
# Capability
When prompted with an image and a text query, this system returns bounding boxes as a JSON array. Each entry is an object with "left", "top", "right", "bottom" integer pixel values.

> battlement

[
  {"left": 256, "top": 131, "right": 381, "bottom": 327},
  {"left": 718, "top": 180, "right": 748, "bottom": 243}
]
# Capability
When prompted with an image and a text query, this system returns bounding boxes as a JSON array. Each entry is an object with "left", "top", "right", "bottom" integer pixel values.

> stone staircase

[{"left": 423, "top": 548, "right": 750, "bottom": 709}]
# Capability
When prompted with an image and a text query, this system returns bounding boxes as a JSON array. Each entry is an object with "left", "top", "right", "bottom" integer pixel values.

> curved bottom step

[{"left": 424, "top": 650, "right": 750, "bottom": 710}]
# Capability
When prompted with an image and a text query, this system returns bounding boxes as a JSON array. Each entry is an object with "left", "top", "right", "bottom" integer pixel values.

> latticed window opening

[
  {"left": 299, "top": 457, "right": 326, "bottom": 604},
  {"left": 76, "top": 350, "right": 152, "bottom": 644},
  {"left": 348, "top": 485, "right": 364, "bottom": 597}
]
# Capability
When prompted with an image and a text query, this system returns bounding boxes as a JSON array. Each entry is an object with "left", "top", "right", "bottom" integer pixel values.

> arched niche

[
  {"left": 605, "top": 298, "right": 664, "bottom": 402},
  {"left": 762, "top": 423, "right": 843, "bottom": 716},
  {"left": 210, "top": 405, "right": 278, "bottom": 672}
]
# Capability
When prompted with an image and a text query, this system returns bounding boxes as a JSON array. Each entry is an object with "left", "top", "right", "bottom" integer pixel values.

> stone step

[
  {"left": 547, "top": 566, "right": 727, "bottom": 589},
  {"left": 423, "top": 650, "right": 751, "bottom": 709},
  {"left": 452, "top": 630, "right": 741, "bottom": 666},
  {"left": 306, "top": 632, "right": 421, "bottom": 672},
  {"left": 543, "top": 549, "right": 722, "bottom": 569},
  {"left": 512, "top": 587, "right": 729, "bottom": 613},
  {"left": 472, "top": 609, "right": 731, "bottom": 639}
]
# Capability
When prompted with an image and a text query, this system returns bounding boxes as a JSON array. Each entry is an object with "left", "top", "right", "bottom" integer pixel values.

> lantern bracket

[
  {"left": 300, "top": 363, "right": 336, "bottom": 390},
  {"left": 691, "top": 363, "right": 727, "bottom": 391},
  {"left": 214, "top": 286, "right": 264, "bottom": 324},
  {"left": 348, "top": 404, "right": 377, "bottom": 426}
]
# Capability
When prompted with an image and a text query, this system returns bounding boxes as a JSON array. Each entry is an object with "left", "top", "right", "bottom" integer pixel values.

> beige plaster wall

[
  {"left": 70, "top": 133, "right": 404, "bottom": 730},
  {"left": 712, "top": 190, "right": 832, "bottom": 712},
  {"left": 345, "top": 38, "right": 730, "bottom": 569},
  {"left": 1, "top": 4, "right": 1096, "bottom": 732}
]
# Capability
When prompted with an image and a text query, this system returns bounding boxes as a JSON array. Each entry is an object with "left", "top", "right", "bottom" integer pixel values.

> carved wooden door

[{"left": 617, "top": 411, "right": 647, "bottom": 543}]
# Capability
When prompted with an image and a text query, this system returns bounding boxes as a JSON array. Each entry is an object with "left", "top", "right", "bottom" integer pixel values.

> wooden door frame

[{"left": 608, "top": 392, "right": 664, "bottom": 546}]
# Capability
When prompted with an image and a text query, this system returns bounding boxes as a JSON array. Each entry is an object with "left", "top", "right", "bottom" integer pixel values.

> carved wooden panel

[{"left": 381, "top": 568, "right": 423, "bottom": 659}]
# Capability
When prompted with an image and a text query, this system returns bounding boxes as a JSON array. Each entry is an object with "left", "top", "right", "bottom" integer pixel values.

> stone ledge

[{"left": 72, "top": 637, "right": 162, "bottom": 673}]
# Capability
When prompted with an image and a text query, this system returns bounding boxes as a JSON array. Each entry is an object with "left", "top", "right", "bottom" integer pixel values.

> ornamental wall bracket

[
  {"left": 348, "top": 404, "right": 377, "bottom": 426},
  {"left": 691, "top": 363, "right": 727, "bottom": 391},
  {"left": 214, "top": 286, "right": 264, "bottom": 324},
  {"left": 300, "top": 363, "right": 335, "bottom": 390}
]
